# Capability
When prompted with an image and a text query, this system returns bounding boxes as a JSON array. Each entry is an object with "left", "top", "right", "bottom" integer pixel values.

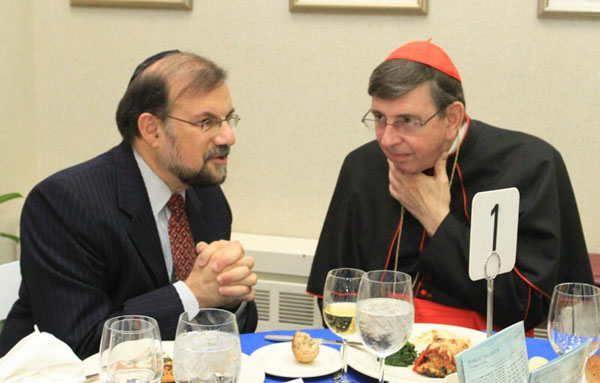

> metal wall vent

[
  {"left": 533, "top": 327, "right": 547, "bottom": 340},
  {"left": 278, "top": 291, "right": 315, "bottom": 326},
  {"left": 254, "top": 288, "right": 270, "bottom": 322}
]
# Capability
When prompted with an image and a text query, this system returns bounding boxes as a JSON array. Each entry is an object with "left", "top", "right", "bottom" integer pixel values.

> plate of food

[
  {"left": 82, "top": 341, "right": 264, "bottom": 383},
  {"left": 249, "top": 331, "right": 342, "bottom": 378},
  {"left": 347, "top": 323, "right": 487, "bottom": 382}
]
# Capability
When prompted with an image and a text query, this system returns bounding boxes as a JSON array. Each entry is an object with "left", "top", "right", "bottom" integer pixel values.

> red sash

[
  {"left": 414, "top": 298, "right": 489, "bottom": 330},
  {"left": 414, "top": 298, "right": 534, "bottom": 337}
]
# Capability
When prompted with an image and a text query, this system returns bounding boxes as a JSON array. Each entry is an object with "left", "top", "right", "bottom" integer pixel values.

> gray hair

[
  {"left": 368, "top": 59, "right": 465, "bottom": 116},
  {"left": 116, "top": 52, "right": 227, "bottom": 144}
]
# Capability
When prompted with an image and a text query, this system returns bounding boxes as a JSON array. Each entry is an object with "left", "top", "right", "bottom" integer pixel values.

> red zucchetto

[{"left": 384, "top": 39, "right": 462, "bottom": 82}]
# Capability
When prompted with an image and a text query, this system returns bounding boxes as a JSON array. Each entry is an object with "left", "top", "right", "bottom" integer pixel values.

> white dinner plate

[
  {"left": 249, "top": 341, "right": 342, "bottom": 378},
  {"left": 347, "top": 323, "right": 487, "bottom": 382},
  {"left": 83, "top": 341, "right": 265, "bottom": 383}
]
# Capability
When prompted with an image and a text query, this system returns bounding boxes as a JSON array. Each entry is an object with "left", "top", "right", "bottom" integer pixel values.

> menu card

[
  {"left": 455, "top": 321, "right": 589, "bottom": 383},
  {"left": 527, "top": 339, "right": 590, "bottom": 383},
  {"left": 455, "top": 322, "right": 528, "bottom": 382}
]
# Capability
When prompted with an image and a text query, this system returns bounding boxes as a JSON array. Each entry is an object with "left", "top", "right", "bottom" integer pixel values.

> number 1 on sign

[
  {"left": 469, "top": 187, "right": 519, "bottom": 282},
  {"left": 491, "top": 203, "right": 498, "bottom": 252}
]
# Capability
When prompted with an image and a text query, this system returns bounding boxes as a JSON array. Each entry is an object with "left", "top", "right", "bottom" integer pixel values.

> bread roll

[
  {"left": 528, "top": 356, "right": 548, "bottom": 371},
  {"left": 291, "top": 331, "right": 320, "bottom": 363},
  {"left": 586, "top": 354, "right": 600, "bottom": 383}
]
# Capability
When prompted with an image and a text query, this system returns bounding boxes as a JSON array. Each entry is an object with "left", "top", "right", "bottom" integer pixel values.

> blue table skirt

[{"left": 241, "top": 329, "right": 558, "bottom": 383}]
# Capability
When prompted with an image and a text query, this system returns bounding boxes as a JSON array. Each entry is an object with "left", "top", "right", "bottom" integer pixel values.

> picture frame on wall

[
  {"left": 70, "top": 0, "right": 192, "bottom": 9},
  {"left": 289, "top": 0, "right": 427, "bottom": 14},
  {"left": 538, "top": 0, "right": 600, "bottom": 17}
]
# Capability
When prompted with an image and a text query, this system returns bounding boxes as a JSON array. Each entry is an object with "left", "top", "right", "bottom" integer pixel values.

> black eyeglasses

[
  {"left": 167, "top": 114, "right": 240, "bottom": 136},
  {"left": 128, "top": 49, "right": 180, "bottom": 84},
  {"left": 362, "top": 109, "right": 441, "bottom": 135}
]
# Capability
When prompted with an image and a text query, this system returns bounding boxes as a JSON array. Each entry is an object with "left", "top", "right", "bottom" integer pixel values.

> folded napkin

[{"left": 0, "top": 326, "right": 84, "bottom": 383}]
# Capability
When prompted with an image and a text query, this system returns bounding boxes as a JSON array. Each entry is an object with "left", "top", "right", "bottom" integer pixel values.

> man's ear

[
  {"left": 137, "top": 112, "right": 161, "bottom": 147},
  {"left": 444, "top": 101, "right": 465, "bottom": 140}
]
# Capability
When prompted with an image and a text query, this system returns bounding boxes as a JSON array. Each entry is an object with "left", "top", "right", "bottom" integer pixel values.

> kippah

[
  {"left": 129, "top": 49, "right": 180, "bottom": 84},
  {"left": 384, "top": 40, "right": 461, "bottom": 82}
]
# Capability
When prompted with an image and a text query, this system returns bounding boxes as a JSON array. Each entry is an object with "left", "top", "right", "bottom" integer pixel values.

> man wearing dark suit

[{"left": 0, "top": 50, "right": 258, "bottom": 359}]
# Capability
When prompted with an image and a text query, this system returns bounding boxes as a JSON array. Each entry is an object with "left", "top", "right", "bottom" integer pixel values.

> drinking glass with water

[
  {"left": 548, "top": 282, "right": 600, "bottom": 356},
  {"left": 99, "top": 315, "right": 163, "bottom": 383},
  {"left": 356, "top": 270, "right": 414, "bottom": 383},
  {"left": 173, "top": 309, "right": 241, "bottom": 383}
]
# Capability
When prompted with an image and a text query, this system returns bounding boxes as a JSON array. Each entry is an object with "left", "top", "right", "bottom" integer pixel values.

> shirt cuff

[
  {"left": 174, "top": 280, "right": 200, "bottom": 312},
  {"left": 235, "top": 301, "right": 248, "bottom": 317},
  {"left": 174, "top": 281, "right": 249, "bottom": 330},
  {"left": 234, "top": 301, "right": 248, "bottom": 331}
]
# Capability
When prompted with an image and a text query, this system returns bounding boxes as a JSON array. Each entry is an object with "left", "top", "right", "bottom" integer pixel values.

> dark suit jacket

[{"left": 0, "top": 141, "right": 257, "bottom": 359}]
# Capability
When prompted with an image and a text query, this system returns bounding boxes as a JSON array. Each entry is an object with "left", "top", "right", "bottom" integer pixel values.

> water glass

[
  {"left": 323, "top": 268, "right": 364, "bottom": 382},
  {"left": 99, "top": 315, "right": 163, "bottom": 383},
  {"left": 548, "top": 282, "right": 600, "bottom": 356},
  {"left": 356, "top": 270, "right": 414, "bottom": 383},
  {"left": 173, "top": 309, "right": 241, "bottom": 383}
]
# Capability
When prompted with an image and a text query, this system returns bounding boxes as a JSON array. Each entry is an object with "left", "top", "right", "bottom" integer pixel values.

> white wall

[
  {"left": 0, "top": 0, "right": 35, "bottom": 263},
  {"left": 1, "top": 1, "right": 599, "bottom": 258}
]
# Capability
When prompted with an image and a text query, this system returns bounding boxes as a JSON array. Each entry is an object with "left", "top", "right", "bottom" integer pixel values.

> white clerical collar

[
  {"left": 448, "top": 114, "right": 470, "bottom": 155},
  {"left": 133, "top": 148, "right": 184, "bottom": 217}
]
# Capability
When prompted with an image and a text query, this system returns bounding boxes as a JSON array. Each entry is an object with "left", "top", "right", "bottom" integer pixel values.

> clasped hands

[
  {"left": 387, "top": 151, "right": 452, "bottom": 237},
  {"left": 184, "top": 240, "right": 257, "bottom": 310}
]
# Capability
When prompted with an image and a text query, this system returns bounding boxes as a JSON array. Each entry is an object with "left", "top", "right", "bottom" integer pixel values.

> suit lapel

[{"left": 113, "top": 142, "right": 170, "bottom": 286}]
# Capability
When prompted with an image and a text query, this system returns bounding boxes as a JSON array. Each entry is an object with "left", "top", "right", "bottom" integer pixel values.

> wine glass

[
  {"left": 548, "top": 282, "right": 600, "bottom": 356},
  {"left": 99, "top": 315, "right": 163, "bottom": 383},
  {"left": 356, "top": 270, "right": 414, "bottom": 383},
  {"left": 173, "top": 309, "right": 241, "bottom": 383},
  {"left": 323, "top": 268, "right": 365, "bottom": 382}
]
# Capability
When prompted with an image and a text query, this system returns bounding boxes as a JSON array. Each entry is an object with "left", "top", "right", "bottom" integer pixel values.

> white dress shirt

[
  {"left": 132, "top": 149, "right": 247, "bottom": 320},
  {"left": 133, "top": 149, "right": 200, "bottom": 313}
]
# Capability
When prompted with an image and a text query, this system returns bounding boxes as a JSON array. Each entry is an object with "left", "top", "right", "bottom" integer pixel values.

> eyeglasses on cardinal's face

[{"left": 361, "top": 109, "right": 441, "bottom": 135}]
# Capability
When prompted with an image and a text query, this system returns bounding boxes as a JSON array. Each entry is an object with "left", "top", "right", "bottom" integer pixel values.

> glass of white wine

[
  {"left": 323, "top": 268, "right": 365, "bottom": 382},
  {"left": 548, "top": 282, "right": 600, "bottom": 356},
  {"left": 356, "top": 270, "right": 414, "bottom": 383}
]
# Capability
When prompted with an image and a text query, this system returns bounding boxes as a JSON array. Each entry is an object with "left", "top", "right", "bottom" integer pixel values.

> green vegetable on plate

[{"left": 385, "top": 341, "right": 418, "bottom": 367}]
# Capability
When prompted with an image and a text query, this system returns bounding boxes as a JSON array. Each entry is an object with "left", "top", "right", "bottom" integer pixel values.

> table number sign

[
  {"left": 469, "top": 187, "right": 519, "bottom": 280},
  {"left": 469, "top": 187, "right": 519, "bottom": 337}
]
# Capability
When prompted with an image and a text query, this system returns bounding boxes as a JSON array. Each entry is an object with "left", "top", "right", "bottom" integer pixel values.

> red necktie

[{"left": 167, "top": 193, "right": 195, "bottom": 280}]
